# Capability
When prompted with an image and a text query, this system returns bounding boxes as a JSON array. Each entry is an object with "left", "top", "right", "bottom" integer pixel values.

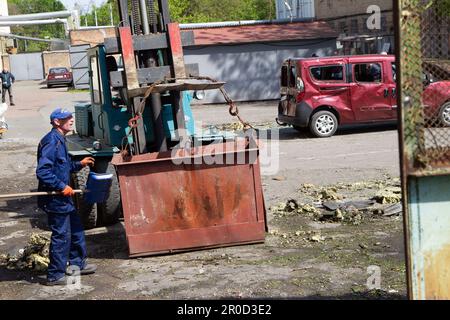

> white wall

[
  {"left": 184, "top": 38, "right": 336, "bottom": 103},
  {"left": 0, "top": 0, "right": 10, "bottom": 34}
]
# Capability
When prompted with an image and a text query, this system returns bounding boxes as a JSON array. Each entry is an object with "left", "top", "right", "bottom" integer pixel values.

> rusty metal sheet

[
  {"left": 407, "top": 175, "right": 450, "bottom": 299},
  {"left": 111, "top": 140, "right": 266, "bottom": 257}
]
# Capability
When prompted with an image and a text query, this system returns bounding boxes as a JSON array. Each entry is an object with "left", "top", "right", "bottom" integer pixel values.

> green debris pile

[
  {"left": 268, "top": 229, "right": 327, "bottom": 244},
  {"left": 312, "top": 205, "right": 363, "bottom": 225},
  {"left": 213, "top": 122, "right": 244, "bottom": 132},
  {"left": 318, "top": 188, "right": 344, "bottom": 201},
  {"left": 299, "top": 184, "right": 344, "bottom": 201},
  {"left": 273, "top": 177, "right": 402, "bottom": 225},
  {"left": 0, "top": 233, "right": 50, "bottom": 272},
  {"left": 314, "top": 177, "right": 401, "bottom": 193},
  {"left": 372, "top": 187, "right": 402, "bottom": 204},
  {"left": 334, "top": 207, "right": 363, "bottom": 225},
  {"left": 270, "top": 199, "right": 320, "bottom": 217}
]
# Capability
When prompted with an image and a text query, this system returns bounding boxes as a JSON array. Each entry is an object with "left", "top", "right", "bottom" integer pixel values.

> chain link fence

[{"left": 400, "top": 0, "right": 450, "bottom": 174}]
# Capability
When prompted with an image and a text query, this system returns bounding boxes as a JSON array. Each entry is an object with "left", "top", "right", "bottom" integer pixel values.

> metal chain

[
  {"left": 120, "top": 76, "right": 255, "bottom": 156},
  {"left": 175, "top": 75, "right": 255, "bottom": 130}
]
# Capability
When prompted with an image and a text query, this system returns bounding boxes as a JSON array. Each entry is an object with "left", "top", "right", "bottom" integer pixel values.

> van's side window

[
  {"left": 354, "top": 63, "right": 382, "bottom": 83},
  {"left": 289, "top": 66, "right": 296, "bottom": 87},
  {"left": 281, "top": 66, "right": 288, "bottom": 87},
  {"left": 310, "top": 65, "right": 344, "bottom": 81}
]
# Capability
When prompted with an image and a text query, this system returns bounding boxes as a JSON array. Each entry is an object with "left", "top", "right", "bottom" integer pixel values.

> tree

[
  {"left": 434, "top": 0, "right": 450, "bottom": 17},
  {"left": 168, "top": 0, "right": 276, "bottom": 23},
  {"left": 79, "top": 0, "right": 119, "bottom": 27},
  {"left": 8, "top": 0, "right": 67, "bottom": 52},
  {"left": 80, "top": 0, "right": 276, "bottom": 27}
]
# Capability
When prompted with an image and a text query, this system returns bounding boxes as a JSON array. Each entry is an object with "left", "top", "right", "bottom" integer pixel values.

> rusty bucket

[{"left": 111, "top": 138, "right": 266, "bottom": 257}]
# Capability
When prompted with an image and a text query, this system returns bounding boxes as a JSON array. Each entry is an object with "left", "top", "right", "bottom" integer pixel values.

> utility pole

[
  {"left": 94, "top": 7, "right": 98, "bottom": 26},
  {"left": 109, "top": 2, "right": 114, "bottom": 26}
]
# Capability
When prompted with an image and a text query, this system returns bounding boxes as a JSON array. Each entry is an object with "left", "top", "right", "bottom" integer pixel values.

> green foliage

[
  {"left": 434, "top": 0, "right": 450, "bottom": 17},
  {"left": 168, "top": 0, "right": 276, "bottom": 23},
  {"left": 79, "top": 0, "right": 119, "bottom": 27},
  {"left": 8, "top": 0, "right": 66, "bottom": 52},
  {"left": 9, "top": 0, "right": 275, "bottom": 52},
  {"left": 80, "top": 0, "right": 275, "bottom": 26}
]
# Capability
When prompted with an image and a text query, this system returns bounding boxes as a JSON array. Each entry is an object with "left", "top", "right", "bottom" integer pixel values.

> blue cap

[{"left": 50, "top": 108, "right": 73, "bottom": 122}]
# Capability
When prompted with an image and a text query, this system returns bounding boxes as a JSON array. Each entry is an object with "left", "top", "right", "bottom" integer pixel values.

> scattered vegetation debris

[
  {"left": 308, "top": 233, "right": 326, "bottom": 242},
  {"left": 273, "top": 177, "right": 401, "bottom": 226},
  {"left": 318, "top": 188, "right": 344, "bottom": 201},
  {"left": 299, "top": 184, "right": 344, "bottom": 201},
  {"left": 270, "top": 199, "right": 319, "bottom": 216},
  {"left": 213, "top": 122, "right": 244, "bottom": 132},
  {"left": 0, "top": 233, "right": 50, "bottom": 272},
  {"left": 372, "top": 187, "right": 402, "bottom": 204},
  {"left": 300, "top": 183, "right": 315, "bottom": 190}
]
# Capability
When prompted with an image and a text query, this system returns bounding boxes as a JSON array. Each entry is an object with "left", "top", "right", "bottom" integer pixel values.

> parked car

[
  {"left": 46, "top": 67, "right": 73, "bottom": 88},
  {"left": 277, "top": 54, "right": 450, "bottom": 137}
]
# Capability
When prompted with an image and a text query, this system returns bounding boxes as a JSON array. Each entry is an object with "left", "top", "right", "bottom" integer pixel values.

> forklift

[{"left": 67, "top": 0, "right": 267, "bottom": 257}]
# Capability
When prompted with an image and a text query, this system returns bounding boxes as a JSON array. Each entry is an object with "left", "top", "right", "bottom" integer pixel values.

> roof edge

[{"left": 180, "top": 18, "right": 317, "bottom": 30}]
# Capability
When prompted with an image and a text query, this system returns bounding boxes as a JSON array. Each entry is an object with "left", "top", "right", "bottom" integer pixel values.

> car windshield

[{"left": 49, "top": 68, "right": 68, "bottom": 74}]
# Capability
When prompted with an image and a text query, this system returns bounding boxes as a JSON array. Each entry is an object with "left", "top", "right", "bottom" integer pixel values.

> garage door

[
  {"left": 69, "top": 44, "right": 90, "bottom": 89},
  {"left": 10, "top": 53, "right": 44, "bottom": 80}
]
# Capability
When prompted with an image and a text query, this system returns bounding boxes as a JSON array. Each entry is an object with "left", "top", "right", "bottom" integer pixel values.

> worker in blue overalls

[{"left": 36, "top": 108, "right": 97, "bottom": 286}]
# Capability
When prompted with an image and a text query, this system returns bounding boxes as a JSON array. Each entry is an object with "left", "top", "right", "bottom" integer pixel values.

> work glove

[
  {"left": 62, "top": 185, "right": 75, "bottom": 197},
  {"left": 81, "top": 157, "right": 95, "bottom": 167}
]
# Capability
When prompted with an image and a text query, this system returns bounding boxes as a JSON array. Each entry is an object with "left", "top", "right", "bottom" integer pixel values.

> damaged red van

[{"left": 277, "top": 54, "right": 450, "bottom": 137}]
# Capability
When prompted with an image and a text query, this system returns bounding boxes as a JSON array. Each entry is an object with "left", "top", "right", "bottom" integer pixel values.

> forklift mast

[
  {"left": 82, "top": 0, "right": 267, "bottom": 257},
  {"left": 102, "top": 0, "right": 216, "bottom": 155}
]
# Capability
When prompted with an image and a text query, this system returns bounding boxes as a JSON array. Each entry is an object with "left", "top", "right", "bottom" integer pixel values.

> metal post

[
  {"left": 147, "top": 0, "right": 157, "bottom": 33},
  {"left": 172, "top": 91, "right": 189, "bottom": 146},
  {"left": 132, "top": 97, "right": 148, "bottom": 155},
  {"left": 131, "top": 0, "right": 141, "bottom": 35},
  {"left": 109, "top": 2, "right": 114, "bottom": 26},
  {"left": 157, "top": 0, "right": 171, "bottom": 31},
  {"left": 151, "top": 93, "right": 168, "bottom": 152},
  {"left": 117, "top": 0, "right": 129, "bottom": 26},
  {"left": 139, "top": 0, "right": 150, "bottom": 35},
  {"left": 94, "top": 7, "right": 98, "bottom": 26}
]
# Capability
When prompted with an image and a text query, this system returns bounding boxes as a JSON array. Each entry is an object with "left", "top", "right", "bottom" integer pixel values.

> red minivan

[{"left": 277, "top": 54, "right": 450, "bottom": 137}]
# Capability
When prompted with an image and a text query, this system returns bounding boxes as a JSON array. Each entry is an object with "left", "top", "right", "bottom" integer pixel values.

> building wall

[
  {"left": 315, "top": 0, "right": 394, "bottom": 37},
  {"left": 315, "top": 0, "right": 392, "bottom": 19},
  {"left": 69, "top": 27, "right": 116, "bottom": 47},
  {"left": 184, "top": 38, "right": 337, "bottom": 103},
  {"left": 42, "top": 51, "right": 71, "bottom": 77}
]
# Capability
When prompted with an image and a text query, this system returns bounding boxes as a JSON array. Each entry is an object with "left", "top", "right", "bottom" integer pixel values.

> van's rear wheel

[
  {"left": 439, "top": 102, "right": 450, "bottom": 127},
  {"left": 309, "top": 111, "right": 338, "bottom": 138}
]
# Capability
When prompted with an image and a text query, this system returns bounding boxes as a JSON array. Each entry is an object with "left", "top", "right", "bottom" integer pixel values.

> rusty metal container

[{"left": 111, "top": 139, "right": 266, "bottom": 257}]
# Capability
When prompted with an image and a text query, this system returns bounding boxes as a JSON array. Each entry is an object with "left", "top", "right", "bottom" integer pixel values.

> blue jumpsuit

[{"left": 36, "top": 128, "right": 87, "bottom": 282}]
